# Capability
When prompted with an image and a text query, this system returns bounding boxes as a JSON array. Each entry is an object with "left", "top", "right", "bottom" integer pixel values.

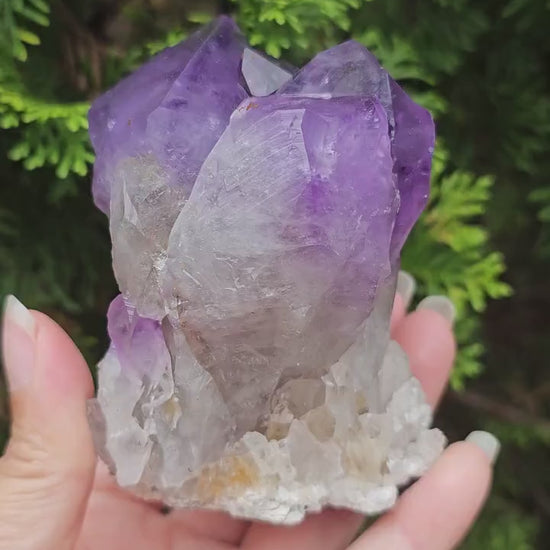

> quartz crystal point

[
  {"left": 88, "top": 16, "right": 444, "bottom": 524},
  {"left": 241, "top": 48, "right": 293, "bottom": 96}
]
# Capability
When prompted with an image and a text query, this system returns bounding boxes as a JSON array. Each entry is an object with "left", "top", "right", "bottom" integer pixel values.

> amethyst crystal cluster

[{"left": 88, "top": 16, "right": 443, "bottom": 524}]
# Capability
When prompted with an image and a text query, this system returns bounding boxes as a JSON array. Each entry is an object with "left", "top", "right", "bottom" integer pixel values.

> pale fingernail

[
  {"left": 416, "top": 295, "right": 456, "bottom": 326},
  {"left": 465, "top": 431, "right": 501, "bottom": 465},
  {"left": 1, "top": 295, "right": 36, "bottom": 391},
  {"left": 397, "top": 271, "right": 416, "bottom": 308}
]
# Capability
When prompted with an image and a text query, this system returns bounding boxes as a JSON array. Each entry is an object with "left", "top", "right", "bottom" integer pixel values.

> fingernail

[
  {"left": 416, "top": 295, "right": 456, "bottom": 326},
  {"left": 1, "top": 295, "right": 36, "bottom": 391},
  {"left": 465, "top": 431, "right": 501, "bottom": 465},
  {"left": 397, "top": 271, "right": 416, "bottom": 308}
]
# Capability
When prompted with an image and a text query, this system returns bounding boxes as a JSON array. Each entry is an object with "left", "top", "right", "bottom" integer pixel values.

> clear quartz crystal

[
  {"left": 241, "top": 48, "right": 293, "bottom": 96},
  {"left": 87, "top": 16, "right": 443, "bottom": 524}
]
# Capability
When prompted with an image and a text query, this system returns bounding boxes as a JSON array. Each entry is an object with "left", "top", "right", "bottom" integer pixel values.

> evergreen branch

[
  {"left": 403, "top": 143, "right": 512, "bottom": 314},
  {"left": 0, "top": 0, "right": 50, "bottom": 61},
  {"left": 355, "top": 28, "right": 437, "bottom": 85},
  {"left": 0, "top": 84, "right": 93, "bottom": 177},
  {"left": 402, "top": 142, "right": 511, "bottom": 387},
  {"left": 234, "top": 0, "right": 364, "bottom": 59}
]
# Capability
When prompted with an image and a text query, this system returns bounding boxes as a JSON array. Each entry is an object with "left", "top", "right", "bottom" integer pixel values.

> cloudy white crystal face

[
  {"left": 87, "top": 16, "right": 442, "bottom": 524},
  {"left": 241, "top": 48, "right": 294, "bottom": 96}
]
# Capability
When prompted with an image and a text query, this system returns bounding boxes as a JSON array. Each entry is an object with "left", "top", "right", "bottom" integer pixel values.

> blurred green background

[{"left": 1, "top": 0, "right": 549, "bottom": 548}]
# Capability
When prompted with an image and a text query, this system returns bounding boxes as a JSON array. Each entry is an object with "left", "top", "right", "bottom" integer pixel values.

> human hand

[{"left": 0, "top": 280, "right": 499, "bottom": 550}]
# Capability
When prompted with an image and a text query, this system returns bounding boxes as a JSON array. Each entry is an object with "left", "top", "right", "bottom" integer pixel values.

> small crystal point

[{"left": 242, "top": 48, "right": 293, "bottom": 96}]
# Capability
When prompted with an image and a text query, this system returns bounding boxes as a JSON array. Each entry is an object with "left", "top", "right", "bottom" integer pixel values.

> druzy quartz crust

[{"left": 88, "top": 16, "right": 443, "bottom": 524}]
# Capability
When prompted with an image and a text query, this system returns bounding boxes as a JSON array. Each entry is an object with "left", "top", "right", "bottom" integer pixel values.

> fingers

[
  {"left": 392, "top": 296, "right": 456, "bottom": 408},
  {"left": 241, "top": 508, "right": 360, "bottom": 550},
  {"left": 349, "top": 435, "right": 499, "bottom": 550},
  {"left": 167, "top": 509, "right": 250, "bottom": 545},
  {"left": 0, "top": 296, "right": 96, "bottom": 550},
  {"left": 390, "top": 293, "right": 407, "bottom": 334},
  {"left": 392, "top": 271, "right": 456, "bottom": 407},
  {"left": 82, "top": 464, "right": 247, "bottom": 550}
]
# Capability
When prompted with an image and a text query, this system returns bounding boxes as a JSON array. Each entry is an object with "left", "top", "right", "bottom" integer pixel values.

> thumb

[{"left": 0, "top": 296, "right": 96, "bottom": 550}]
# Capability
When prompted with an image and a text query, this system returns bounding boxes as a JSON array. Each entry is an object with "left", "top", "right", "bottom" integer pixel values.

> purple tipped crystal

[
  {"left": 89, "top": 17, "right": 441, "bottom": 525},
  {"left": 106, "top": 295, "right": 170, "bottom": 380},
  {"left": 279, "top": 40, "right": 434, "bottom": 255},
  {"left": 89, "top": 16, "right": 247, "bottom": 213}
]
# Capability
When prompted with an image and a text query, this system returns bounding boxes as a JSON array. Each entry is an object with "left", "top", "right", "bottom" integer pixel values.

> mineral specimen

[{"left": 87, "top": 15, "right": 443, "bottom": 524}]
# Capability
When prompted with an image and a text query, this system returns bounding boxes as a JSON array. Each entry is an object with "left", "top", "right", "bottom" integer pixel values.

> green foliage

[
  {"left": 530, "top": 187, "right": 550, "bottom": 257},
  {"left": 0, "top": 0, "right": 50, "bottom": 62},
  {"left": 402, "top": 146, "right": 511, "bottom": 387},
  {"left": 486, "top": 419, "right": 550, "bottom": 449},
  {"left": 530, "top": 187, "right": 550, "bottom": 223},
  {"left": 234, "top": 0, "right": 363, "bottom": 59},
  {"left": 1, "top": 86, "right": 92, "bottom": 179},
  {"left": 437, "top": 0, "right": 550, "bottom": 259},
  {"left": 462, "top": 496, "right": 538, "bottom": 550},
  {"left": 0, "top": 165, "right": 111, "bottom": 314},
  {"left": 356, "top": 28, "right": 437, "bottom": 85},
  {"left": 403, "top": 150, "right": 510, "bottom": 312},
  {"left": 481, "top": 40, "right": 550, "bottom": 176},
  {"left": 143, "top": 29, "right": 187, "bottom": 56},
  {"left": 352, "top": 0, "right": 489, "bottom": 79},
  {"left": 0, "top": 0, "right": 94, "bottom": 181}
]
